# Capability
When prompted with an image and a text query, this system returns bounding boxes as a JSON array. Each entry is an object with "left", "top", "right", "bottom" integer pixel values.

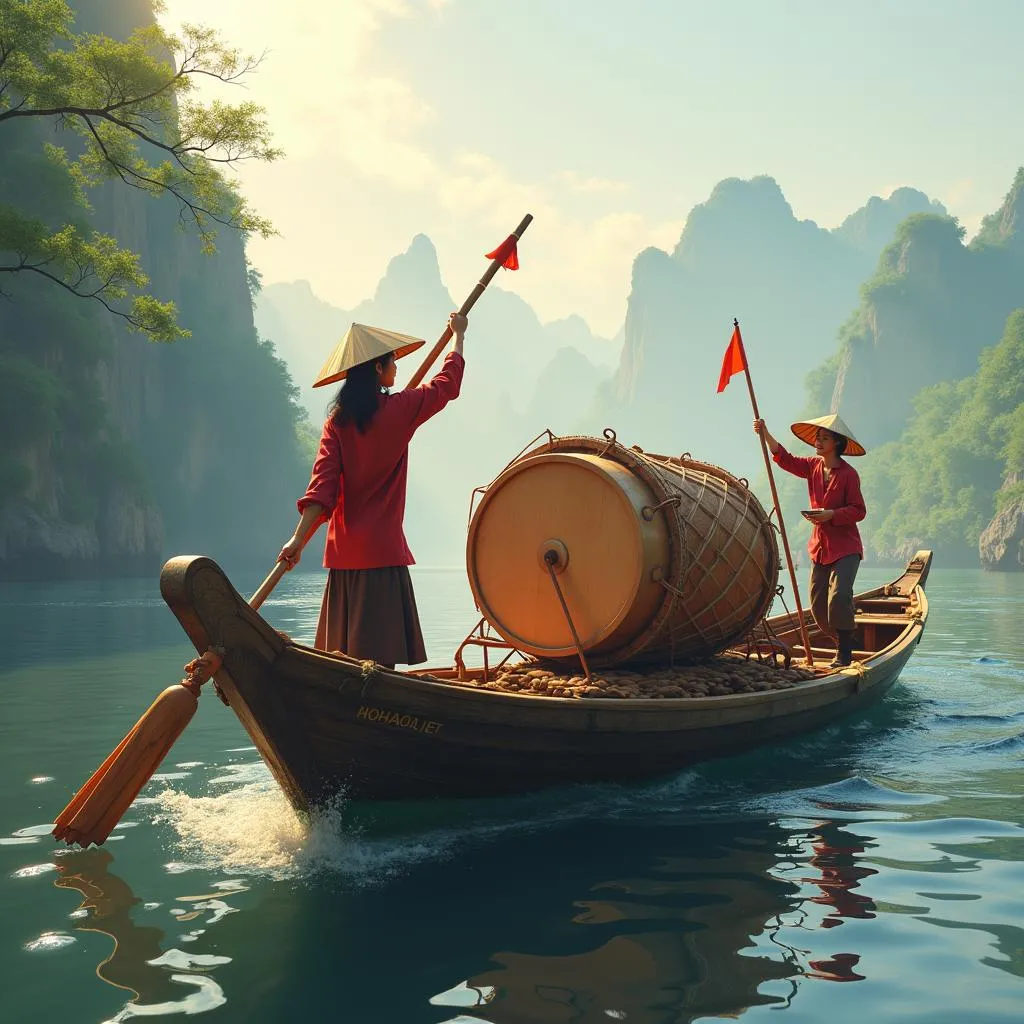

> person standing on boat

[
  {"left": 277, "top": 313, "right": 469, "bottom": 668},
  {"left": 753, "top": 414, "right": 867, "bottom": 668}
]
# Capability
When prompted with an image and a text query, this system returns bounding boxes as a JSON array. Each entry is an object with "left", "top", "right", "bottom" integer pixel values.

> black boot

[{"left": 830, "top": 630, "right": 855, "bottom": 668}]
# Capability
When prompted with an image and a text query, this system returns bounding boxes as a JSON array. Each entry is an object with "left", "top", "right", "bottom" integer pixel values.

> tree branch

[{"left": 0, "top": 260, "right": 141, "bottom": 326}]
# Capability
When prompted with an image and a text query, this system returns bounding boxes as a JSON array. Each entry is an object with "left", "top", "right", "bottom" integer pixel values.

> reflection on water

[
  {"left": 1, "top": 568, "right": 1023, "bottom": 1022},
  {"left": 50, "top": 849, "right": 242, "bottom": 1019},
  {"left": 432, "top": 821, "right": 882, "bottom": 1024},
  {"left": 802, "top": 824, "right": 877, "bottom": 930},
  {"left": 54, "top": 850, "right": 173, "bottom": 1004}
]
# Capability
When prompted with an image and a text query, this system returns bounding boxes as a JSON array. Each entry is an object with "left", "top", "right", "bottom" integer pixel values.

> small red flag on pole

[
  {"left": 403, "top": 214, "right": 533, "bottom": 391},
  {"left": 716, "top": 323, "right": 748, "bottom": 392},
  {"left": 716, "top": 318, "right": 815, "bottom": 669},
  {"left": 484, "top": 234, "right": 520, "bottom": 270}
]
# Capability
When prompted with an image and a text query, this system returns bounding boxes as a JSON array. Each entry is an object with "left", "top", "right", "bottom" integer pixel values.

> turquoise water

[{"left": 1, "top": 566, "right": 1022, "bottom": 1022}]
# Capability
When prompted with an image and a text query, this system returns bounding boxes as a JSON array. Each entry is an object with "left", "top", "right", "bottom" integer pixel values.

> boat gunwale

[
  {"left": 160, "top": 551, "right": 931, "bottom": 727},
  {"left": 279, "top": 607, "right": 924, "bottom": 717}
]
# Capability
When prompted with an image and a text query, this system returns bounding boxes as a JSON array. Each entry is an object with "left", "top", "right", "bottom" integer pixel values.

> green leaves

[
  {"left": 860, "top": 310, "right": 1024, "bottom": 562},
  {"left": 0, "top": 206, "right": 183, "bottom": 340},
  {"left": 0, "top": 0, "right": 278, "bottom": 339}
]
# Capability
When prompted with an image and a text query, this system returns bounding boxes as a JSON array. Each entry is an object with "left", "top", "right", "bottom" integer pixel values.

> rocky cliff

[
  {"left": 980, "top": 474, "right": 1024, "bottom": 570},
  {"left": 811, "top": 170, "right": 1024, "bottom": 446},
  {"left": 0, "top": 0, "right": 308, "bottom": 580}
]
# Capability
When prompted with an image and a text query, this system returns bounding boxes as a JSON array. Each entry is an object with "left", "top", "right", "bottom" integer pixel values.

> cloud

[
  {"left": 556, "top": 170, "right": 629, "bottom": 194},
  {"left": 158, "top": 0, "right": 687, "bottom": 336}
]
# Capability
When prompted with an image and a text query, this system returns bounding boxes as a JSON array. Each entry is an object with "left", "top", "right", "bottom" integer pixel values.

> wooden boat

[{"left": 159, "top": 549, "right": 932, "bottom": 813}]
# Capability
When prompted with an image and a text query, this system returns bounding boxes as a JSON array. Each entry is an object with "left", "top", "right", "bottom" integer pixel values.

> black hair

[
  {"left": 329, "top": 352, "right": 394, "bottom": 434},
  {"left": 833, "top": 433, "right": 848, "bottom": 457}
]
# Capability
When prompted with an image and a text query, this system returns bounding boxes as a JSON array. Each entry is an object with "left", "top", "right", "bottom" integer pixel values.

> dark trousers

[{"left": 809, "top": 554, "right": 860, "bottom": 640}]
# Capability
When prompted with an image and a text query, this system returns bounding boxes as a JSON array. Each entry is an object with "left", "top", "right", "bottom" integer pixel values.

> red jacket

[
  {"left": 298, "top": 352, "right": 465, "bottom": 569},
  {"left": 773, "top": 446, "right": 866, "bottom": 565}
]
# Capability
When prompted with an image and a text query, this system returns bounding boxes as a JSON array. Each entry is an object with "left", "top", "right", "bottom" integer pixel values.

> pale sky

[{"left": 160, "top": 0, "right": 1024, "bottom": 337}]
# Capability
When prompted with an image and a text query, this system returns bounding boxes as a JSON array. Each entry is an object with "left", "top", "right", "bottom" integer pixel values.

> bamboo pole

[
  {"left": 734, "top": 319, "right": 815, "bottom": 668},
  {"left": 249, "top": 515, "right": 327, "bottom": 611},
  {"left": 404, "top": 213, "right": 533, "bottom": 390}
]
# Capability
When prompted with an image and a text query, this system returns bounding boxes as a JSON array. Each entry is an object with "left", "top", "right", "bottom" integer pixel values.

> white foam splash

[{"left": 152, "top": 782, "right": 457, "bottom": 884}]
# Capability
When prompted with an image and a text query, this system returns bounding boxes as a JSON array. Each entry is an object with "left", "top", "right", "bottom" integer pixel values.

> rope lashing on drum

[
  {"left": 644, "top": 462, "right": 772, "bottom": 652},
  {"left": 543, "top": 549, "right": 593, "bottom": 683}
]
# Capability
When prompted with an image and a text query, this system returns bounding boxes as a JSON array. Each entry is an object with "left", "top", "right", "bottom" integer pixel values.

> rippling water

[{"left": 1, "top": 565, "right": 1022, "bottom": 1023}]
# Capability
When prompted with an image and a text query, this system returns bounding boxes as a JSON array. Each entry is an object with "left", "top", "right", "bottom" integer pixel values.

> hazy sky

[{"left": 160, "top": 0, "right": 1024, "bottom": 338}]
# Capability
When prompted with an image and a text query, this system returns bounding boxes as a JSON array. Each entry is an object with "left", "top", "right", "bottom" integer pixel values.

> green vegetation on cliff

[
  {"left": 859, "top": 310, "right": 1024, "bottom": 565},
  {"left": 0, "top": 0, "right": 278, "bottom": 340}
]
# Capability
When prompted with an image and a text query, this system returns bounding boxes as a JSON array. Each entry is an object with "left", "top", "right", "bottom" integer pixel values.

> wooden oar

[
  {"left": 404, "top": 213, "right": 533, "bottom": 390},
  {"left": 52, "top": 515, "right": 327, "bottom": 849}
]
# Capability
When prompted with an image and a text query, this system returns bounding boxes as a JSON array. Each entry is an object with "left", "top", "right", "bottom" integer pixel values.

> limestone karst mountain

[
  {"left": 255, "top": 235, "right": 616, "bottom": 565},
  {"left": 593, "top": 176, "right": 946, "bottom": 485}
]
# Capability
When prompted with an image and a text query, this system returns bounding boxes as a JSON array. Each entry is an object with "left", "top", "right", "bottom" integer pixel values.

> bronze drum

[{"left": 466, "top": 433, "right": 780, "bottom": 666}]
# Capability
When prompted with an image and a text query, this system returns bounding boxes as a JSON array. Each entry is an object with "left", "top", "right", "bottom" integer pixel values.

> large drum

[{"left": 466, "top": 432, "right": 780, "bottom": 666}]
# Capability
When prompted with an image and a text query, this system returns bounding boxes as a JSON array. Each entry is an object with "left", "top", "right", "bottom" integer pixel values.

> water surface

[{"left": 1, "top": 566, "right": 1022, "bottom": 1022}]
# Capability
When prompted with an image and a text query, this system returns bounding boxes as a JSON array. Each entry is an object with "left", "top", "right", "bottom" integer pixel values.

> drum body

[{"left": 465, "top": 434, "right": 780, "bottom": 666}]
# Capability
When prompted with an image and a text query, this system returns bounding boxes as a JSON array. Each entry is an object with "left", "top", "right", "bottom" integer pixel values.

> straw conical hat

[
  {"left": 312, "top": 323, "right": 425, "bottom": 388},
  {"left": 790, "top": 413, "right": 866, "bottom": 456}
]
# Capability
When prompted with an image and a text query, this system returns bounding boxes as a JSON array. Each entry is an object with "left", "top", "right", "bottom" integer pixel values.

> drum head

[{"left": 467, "top": 452, "right": 659, "bottom": 657}]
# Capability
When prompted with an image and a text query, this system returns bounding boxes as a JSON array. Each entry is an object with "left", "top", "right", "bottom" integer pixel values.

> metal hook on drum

[
  {"left": 642, "top": 495, "right": 682, "bottom": 521},
  {"left": 599, "top": 427, "right": 618, "bottom": 457}
]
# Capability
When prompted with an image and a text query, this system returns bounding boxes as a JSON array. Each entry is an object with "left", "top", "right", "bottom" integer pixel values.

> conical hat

[
  {"left": 790, "top": 413, "right": 866, "bottom": 456},
  {"left": 312, "top": 323, "right": 425, "bottom": 388}
]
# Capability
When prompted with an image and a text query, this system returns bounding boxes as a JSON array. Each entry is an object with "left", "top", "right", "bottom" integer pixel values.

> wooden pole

[
  {"left": 249, "top": 515, "right": 326, "bottom": 611},
  {"left": 735, "top": 319, "right": 816, "bottom": 668},
  {"left": 404, "top": 213, "right": 534, "bottom": 390}
]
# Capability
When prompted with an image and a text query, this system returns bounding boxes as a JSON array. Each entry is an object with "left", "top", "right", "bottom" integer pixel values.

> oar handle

[
  {"left": 404, "top": 213, "right": 533, "bottom": 390},
  {"left": 249, "top": 515, "right": 326, "bottom": 611}
]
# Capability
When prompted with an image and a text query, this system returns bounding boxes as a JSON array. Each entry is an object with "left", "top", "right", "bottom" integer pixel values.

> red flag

[
  {"left": 485, "top": 234, "right": 519, "bottom": 270},
  {"left": 716, "top": 324, "right": 748, "bottom": 392}
]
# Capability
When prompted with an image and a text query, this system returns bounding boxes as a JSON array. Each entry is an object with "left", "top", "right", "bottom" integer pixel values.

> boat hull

[{"left": 160, "top": 552, "right": 931, "bottom": 810}]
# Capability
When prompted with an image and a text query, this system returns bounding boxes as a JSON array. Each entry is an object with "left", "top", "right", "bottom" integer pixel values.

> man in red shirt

[{"left": 754, "top": 414, "right": 867, "bottom": 668}]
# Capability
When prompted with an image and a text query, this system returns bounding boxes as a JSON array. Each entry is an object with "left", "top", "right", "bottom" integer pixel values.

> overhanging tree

[{"left": 0, "top": 0, "right": 280, "bottom": 341}]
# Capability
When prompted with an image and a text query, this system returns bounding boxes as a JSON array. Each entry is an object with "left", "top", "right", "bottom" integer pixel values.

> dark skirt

[{"left": 314, "top": 566, "right": 428, "bottom": 667}]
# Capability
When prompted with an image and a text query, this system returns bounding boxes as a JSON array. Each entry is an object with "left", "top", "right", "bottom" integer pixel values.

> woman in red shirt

[
  {"left": 754, "top": 414, "right": 867, "bottom": 667},
  {"left": 277, "top": 313, "right": 468, "bottom": 668}
]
